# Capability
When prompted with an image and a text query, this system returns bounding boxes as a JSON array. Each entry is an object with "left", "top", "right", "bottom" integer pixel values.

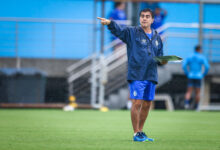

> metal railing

[
  {"left": 0, "top": 17, "right": 97, "bottom": 69},
  {"left": 1, "top": 17, "right": 220, "bottom": 107},
  {"left": 67, "top": 39, "right": 127, "bottom": 107},
  {"left": 158, "top": 23, "right": 220, "bottom": 62}
]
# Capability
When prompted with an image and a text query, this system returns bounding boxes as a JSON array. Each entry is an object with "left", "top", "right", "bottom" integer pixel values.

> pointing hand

[{"left": 97, "top": 17, "right": 111, "bottom": 25}]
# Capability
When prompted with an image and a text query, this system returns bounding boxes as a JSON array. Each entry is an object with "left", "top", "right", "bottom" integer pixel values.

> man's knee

[
  {"left": 132, "top": 100, "right": 142, "bottom": 109},
  {"left": 142, "top": 101, "right": 151, "bottom": 109}
]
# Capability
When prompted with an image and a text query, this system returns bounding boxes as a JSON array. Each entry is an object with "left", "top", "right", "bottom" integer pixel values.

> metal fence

[
  {"left": 1, "top": 17, "right": 220, "bottom": 108},
  {"left": 0, "top": 17, "right": 96, "bottom": 68},
  {"left": 158, "top": 23, "right": 220, "bottom": 62}
]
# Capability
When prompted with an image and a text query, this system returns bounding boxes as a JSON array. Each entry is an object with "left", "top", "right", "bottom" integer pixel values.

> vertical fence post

[
  {"left": 208, "top": 30, "right": 213, "bottom": 62},
  {"left": 52, "top": 23, "right": 56, "bottom": 58},
  {"left": 164, "top": 36, "right": 168, "bottom": 55},
  {"left": 91, "top": 0, "right": 98, "bottom": 108},
  {"left": 98, "top": 0, "right": 105, "bottom": 108},
  {"left": 15, "top": 22, "right": 20, "bottom": 69},
  {"left": 199, "top": 1, "right": 204, "bottom": 47}
]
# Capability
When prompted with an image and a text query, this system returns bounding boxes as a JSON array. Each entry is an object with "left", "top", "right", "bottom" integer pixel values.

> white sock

[{"left": 134, "top": 132, "right": 137, "bottom": 136}]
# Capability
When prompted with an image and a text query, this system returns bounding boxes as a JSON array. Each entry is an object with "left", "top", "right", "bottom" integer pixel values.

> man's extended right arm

[{"left": 97, "top": 17, "right": 130, "bottom": 43}]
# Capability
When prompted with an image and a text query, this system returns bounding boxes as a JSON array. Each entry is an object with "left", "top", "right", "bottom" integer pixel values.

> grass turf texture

[{"left": 0, "top": 109, "right": 220, "bottom": 150}]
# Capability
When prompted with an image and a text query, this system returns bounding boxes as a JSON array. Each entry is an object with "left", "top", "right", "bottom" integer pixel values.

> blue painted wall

[
  {"left": 0, "top": 1, "right": 220, "bottom": 60},
  {"left": 0, "top": 0, "right": 113, "bottom": 59},
  {"left": 160, "top": 3, "right": 220, "bottom": 61}
]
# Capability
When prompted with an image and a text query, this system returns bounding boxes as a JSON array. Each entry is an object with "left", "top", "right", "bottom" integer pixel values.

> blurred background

[{"left": 0, "top": 0, "right": 220, "bottom": 111}]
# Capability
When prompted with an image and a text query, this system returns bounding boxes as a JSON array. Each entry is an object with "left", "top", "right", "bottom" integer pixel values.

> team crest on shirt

[
  {"left": 141, "top": 39, "right": 147, "bottom": 44},
  {"left": 155, "top": 40, "right": 159, "bottom": 46},
  {"left": 133, "top": 91, "right": 137, "bottom": 97}
]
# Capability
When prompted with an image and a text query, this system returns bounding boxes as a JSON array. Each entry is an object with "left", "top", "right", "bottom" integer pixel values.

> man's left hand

[{"left": 160, "top": 60, "right": 168, "bottom": 65}]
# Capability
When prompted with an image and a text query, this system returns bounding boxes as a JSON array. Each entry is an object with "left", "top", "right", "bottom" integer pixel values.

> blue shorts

[
  {"left": 129, "top": 80, "right": 156, "bottom": 101},
  {"left": 188, "top": 79, "right": 201, "bottom": 88}
]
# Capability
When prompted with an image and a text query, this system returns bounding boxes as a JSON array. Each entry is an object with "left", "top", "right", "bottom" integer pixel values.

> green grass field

[{"left": 0, "top": 109, "right": 220, "bottom": 150}]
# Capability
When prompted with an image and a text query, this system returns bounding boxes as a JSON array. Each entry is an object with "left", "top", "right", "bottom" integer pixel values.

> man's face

[{"left": 139, "top": 11, "right": 154, "bottom": 28}]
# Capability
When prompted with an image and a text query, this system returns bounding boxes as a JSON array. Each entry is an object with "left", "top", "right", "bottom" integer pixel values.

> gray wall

[
  {"left": 0, "top": 58, "right": 78, "bottom": 77},
  {"left": 1, "top": 57, "right": 220, "bottom": 78}
]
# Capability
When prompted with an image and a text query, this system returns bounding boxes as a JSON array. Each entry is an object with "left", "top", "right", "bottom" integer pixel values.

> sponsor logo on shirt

[{"left": 133, "top": 91, "right": 137, "bottom": 96}]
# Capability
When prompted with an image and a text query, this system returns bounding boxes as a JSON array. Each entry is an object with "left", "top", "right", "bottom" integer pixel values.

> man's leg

[
  {"left": 195, "top": 88, "right": 201, "bottom": 103},
  {"left": 139, "top": 100, "right": 152, "bottom": 132},
  {"left": 185, "top": 87, "right": 193, "bottom": 109},
  {"left": 185, "top": 87, "right": 193, "bottom": 100},
  {"left": 195, "top": 87, "right": 201, "bottom": 109},
  {"left": 131, "top": 99, "right": 143, "bottom": 133}
]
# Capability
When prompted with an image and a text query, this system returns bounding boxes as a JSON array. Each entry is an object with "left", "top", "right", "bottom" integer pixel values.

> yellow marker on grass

[{"left": 100, "top": 106, "right": 109, "bottom": 112}]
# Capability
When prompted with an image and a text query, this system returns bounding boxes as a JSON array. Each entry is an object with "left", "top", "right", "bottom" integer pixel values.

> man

[
  {"left": 97, "top": 8, "right": 167, "bottom": 142},
  {"left": 109, "top": 2, "right": 127, "bottom": 50},
  {"left": 152, "top": 7, "right": 167, "bottom": 34},
  {"left": 109, "top": 2, "right": 127, "bottom": 22},
  {"left": 182, "top": 45, "right": 210, "bottom": 110}
]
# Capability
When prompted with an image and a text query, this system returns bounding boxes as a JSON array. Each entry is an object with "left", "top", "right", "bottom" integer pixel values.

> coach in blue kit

[
  {"left": 97, "top": 8, "right": 167, "bottom": 142},
  {"left": 182, "top": 45, "right": 209, "bottom": 110}
]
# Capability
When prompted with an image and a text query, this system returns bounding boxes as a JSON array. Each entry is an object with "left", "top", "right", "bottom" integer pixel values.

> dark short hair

[
  {"left": 114, "top": 2, "right": 122, "bottom": 8},
  {"left": 195, "top": 45, "right": 201, "bottom": 52},
  {"left": 139, "top": 8, "right": 154, "bottom": 18}
]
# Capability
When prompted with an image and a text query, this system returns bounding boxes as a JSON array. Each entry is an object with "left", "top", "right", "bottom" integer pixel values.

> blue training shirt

[
  {"left": 109, "top": 9, "right": 127, "bottom": 21},
  {"left": 152, "top": 14, "right": 165, "bottom": 29},
  {"left": 182, "top": 52, "right": 210, "bottom": 79},
  {"left": 146, "top": 32, "right": 153, "bottom": 40}
]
